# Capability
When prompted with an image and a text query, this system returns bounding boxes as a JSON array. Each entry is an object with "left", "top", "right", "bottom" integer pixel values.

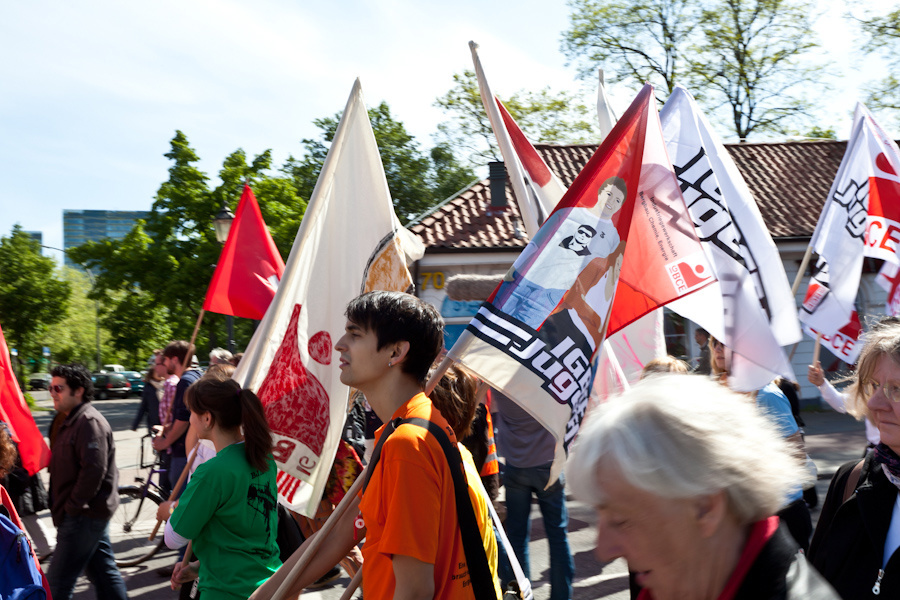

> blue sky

[{"left": 0, "top": 0, "right": 884, "bottom": 260}]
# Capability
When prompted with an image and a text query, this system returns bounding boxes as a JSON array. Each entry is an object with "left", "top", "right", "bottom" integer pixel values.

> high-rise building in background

[
  {"left": 63, "top": 209, "right": 150, "bottom": 267},
  {"left": 24, "top": 231, "right": 43, "bottom": 246}
]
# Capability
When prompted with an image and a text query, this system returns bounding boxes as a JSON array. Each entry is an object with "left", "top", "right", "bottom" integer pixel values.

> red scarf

[{"left": 636, "top": 516, "right": 779, "bottom": 600}]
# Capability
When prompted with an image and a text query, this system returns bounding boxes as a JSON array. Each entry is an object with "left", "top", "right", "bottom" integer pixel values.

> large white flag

[
  {"left": 660, "top": 86, "right": 798, "bottom": 390},
  {"left": 800, "top": 103, "right": 900, "bottom": 363},
  {"left": 597, "top": 69, "right": 617, "bottom": 142},
  {"left": 233, "top": 80, "right": 415, "bottom": 516}
]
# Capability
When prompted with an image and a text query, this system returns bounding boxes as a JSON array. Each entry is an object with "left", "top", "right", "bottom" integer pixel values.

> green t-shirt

[{"left": 170, "top": 443, "right": 281, "bottom": 599}]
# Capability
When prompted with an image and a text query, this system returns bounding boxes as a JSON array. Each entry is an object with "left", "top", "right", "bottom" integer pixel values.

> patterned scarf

[{"left": 874, "top": 443, "right": 900, "bottom": 489}]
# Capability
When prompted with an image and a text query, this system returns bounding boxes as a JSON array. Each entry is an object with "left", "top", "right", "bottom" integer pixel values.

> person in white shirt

[{"left": 808, "top": 361, "right": 880, "bottom": 448}]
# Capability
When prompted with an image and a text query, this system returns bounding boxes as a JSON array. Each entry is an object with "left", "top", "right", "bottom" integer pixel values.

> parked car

[
  {"left": 28, "top": 373, "right": 51, "bottom": 391},
  {"left": 92, "top": 372, "right": 131, "bottom": 399},
  {"left": 122, "top": 371, "right": 145, "bottom": 396}
]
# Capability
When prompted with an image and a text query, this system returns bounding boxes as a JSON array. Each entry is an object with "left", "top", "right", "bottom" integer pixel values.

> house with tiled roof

[{"left": 408, "top": 140, "right": 887, "bottom": 401}]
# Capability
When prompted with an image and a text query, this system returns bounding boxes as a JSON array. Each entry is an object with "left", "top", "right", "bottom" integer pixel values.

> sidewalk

[{"left": 28, "top": 395, "right": 866, "bottom": 600}]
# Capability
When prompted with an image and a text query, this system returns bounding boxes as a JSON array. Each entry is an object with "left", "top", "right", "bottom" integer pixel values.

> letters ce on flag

[
  {"left": 800, "top": 103, "right": 900, "bottom": 363},
  {"left": 449, "top": 84, "right": 714, "bottom": 484},
  {"left": 232, "top": 80, "right": 416, "bottom": 516}
]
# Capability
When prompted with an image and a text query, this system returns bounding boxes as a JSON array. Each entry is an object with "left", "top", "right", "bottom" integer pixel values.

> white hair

[
  {"left": 568, "top": 374, "right": 810, "bottom": 524},
  {"left": 209, "top": 347, "right": 234, "bottom": 365}
]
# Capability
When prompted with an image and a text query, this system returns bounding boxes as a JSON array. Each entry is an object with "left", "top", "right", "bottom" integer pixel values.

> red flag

[
  {"left": 0, "top": 323, "right": 50, "bottom": 475},
  {"left": 203, "top": 185, "right": 286, "bottom": 320}
]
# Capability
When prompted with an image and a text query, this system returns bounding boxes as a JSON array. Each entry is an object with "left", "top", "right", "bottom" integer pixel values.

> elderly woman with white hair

[
  {"left": 568, "top": 374, "right": 838, "bottom": 599},
  {"left": 809, "top": 317, "right": 900, "bottom": 597}
]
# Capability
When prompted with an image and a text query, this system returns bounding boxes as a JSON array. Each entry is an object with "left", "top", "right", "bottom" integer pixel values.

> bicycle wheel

[{"left": 111, "top": 485, "right": 168, "bottom": 567}]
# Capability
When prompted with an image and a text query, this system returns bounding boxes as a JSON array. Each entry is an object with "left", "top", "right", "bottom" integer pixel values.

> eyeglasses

[
  {"left": 49, "top": 384, "right": 66, "bottom": 394},
  {"left": 863, "top": 380, "right": 900, "bottom": 403}
]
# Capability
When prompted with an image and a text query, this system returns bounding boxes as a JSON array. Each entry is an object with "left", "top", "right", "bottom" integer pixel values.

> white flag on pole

[
  {"left": 660, "top": 86, "right": 798, "bottom": 390},
  {"left": 597, "top": 69, "right": 617, "bottom": 142},
  {"left": 233, "top": 80, "right": 415, "bottom": 516},
  {"left": 800, "top": 103, "right": 900, "bottom": 363}
]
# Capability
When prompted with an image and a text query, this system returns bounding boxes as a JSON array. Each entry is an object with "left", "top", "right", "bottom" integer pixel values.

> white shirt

[{"left": 817, "top": 379, "right": 880, "bottom": 446}]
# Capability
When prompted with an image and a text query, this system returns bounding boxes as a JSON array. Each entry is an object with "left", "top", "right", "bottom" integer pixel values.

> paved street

[{"left": 26, "top": 392, "right": 867, "bottom": 600}]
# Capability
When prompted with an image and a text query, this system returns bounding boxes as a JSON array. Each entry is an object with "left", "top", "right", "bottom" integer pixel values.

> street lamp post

[{"left": 213, "top": 203, "right": 236, "bottom": 354}]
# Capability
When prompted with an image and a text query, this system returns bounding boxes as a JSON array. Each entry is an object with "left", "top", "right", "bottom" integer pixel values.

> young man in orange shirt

[{"left": 254, "top": 291, "right": 481, "bottom": 599}]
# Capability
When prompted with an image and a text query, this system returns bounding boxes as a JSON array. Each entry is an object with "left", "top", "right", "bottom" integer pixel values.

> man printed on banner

[{"left": 494, "top": 176, "right": 628, "bottom": 331}]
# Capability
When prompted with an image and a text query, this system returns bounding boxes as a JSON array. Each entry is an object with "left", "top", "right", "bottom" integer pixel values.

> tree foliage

[
  {"left": 561, "top": 0, "right": 821, "bottom": 139},
  {"left": 285, "top": 101, "right": 475, "bottom": 221},
  {"left": 857, "top": 7, "right": 900, "bottom": 111},
  {"left": 434, "top": 70, "right": 599, "bottom": 166},
  {"left": 0, "top": 225, "right": 71, "bottom": 366},
  {"left": 561, "top": 0, "right": 701, "bottom": 97}
]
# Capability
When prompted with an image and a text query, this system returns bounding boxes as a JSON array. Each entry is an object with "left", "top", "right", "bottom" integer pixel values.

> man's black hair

[
  {"left": 576, "top": 224, "right": 597, "bottom": 237},
  {"left": 50, "top": 363, "right": 94, "bottom": 402},
  {"left": 345, "top": 291, "right": 444, "bottom": 385}
]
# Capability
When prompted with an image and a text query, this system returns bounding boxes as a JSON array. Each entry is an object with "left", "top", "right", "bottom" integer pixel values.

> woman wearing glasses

[{"left": 809, "top": 317, "right": 900, "bottom": 597}]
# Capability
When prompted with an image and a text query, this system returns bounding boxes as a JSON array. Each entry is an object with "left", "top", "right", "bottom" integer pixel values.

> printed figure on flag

[
  {"left": 493, "top": 176, "right": 627, "bottom": 336},
  {"left": 800, "top": 102, "right": 900, "bottom": 364},
  {"left": 450, "top": 84, "right": 715, "bottom": 485}
]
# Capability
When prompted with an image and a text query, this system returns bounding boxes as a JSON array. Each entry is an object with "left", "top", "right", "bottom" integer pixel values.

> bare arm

[
  {"left": 250, "top": 495, "right": 361, "bottom": 599},
  {"left": 392, "top": 554, "right": 435, "bottom": 600}
]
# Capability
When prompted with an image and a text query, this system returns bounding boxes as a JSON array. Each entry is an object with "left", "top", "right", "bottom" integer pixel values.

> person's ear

[
  {"left": 389, "top": 341, "right": 411, "bottom": 368},
  {"left": 693, "top": 491, "right": 727, "bottom": 538}
]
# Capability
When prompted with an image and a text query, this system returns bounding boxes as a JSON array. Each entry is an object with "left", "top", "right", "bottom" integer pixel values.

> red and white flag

[
  {"left": 472, "top": 44, "right": 665, "bottom": 391},
  {"left": 202, "top": 184, "right": 285, "bottom": 320},
  {"left": 876, "top": 261, "right": 900, "bottom": 316},
  {"left": 0, "top": 322, "right": 50, "bottom": 475},
  {"left": 800, "top": 103, "right": 900, "bottom": 363},
  {"left": 471, "top": 42, "right": 564, "bottom": 238},
  {"left": 449, "top": 84, "right": 714, "bottom": 483},
  {"left": 660, "top": 86, "right": 799, "bottom": 390},
  {"left": 233, "top": 80, "right": 416, "bottom": 516}
]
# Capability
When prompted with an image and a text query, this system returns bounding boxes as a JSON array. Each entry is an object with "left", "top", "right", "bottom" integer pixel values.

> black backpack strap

[
  {"left": 400, "top": 417, "right": 497, "bottom": 600},
  {"left": 361, "top": 418, "right": 400, "bottom": 493}
]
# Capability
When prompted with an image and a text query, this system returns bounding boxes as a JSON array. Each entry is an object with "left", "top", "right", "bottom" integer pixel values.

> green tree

[
  {"left": 433, "top": 70, "right": 599, "bottom": 166},
  {"left": 561, "top": 0, "right": 822, "bottom": 138},
  {"left": 561, "top": 0, "right": 701, "bottom": 96},
  {"left": 857, "top": 6, "right": 900, "bottom": 111},
  {"left": 691, "top": 0, "right": 819, "bottom": 139},
  {"left": 0, "top": 225, "right": 71, "bottom": 368},
  {"left": 285, "top": 101, "right": 473, "bottom": 221},
  {"left": 70, "top": 132, "right": 297, "bottom": 353}
]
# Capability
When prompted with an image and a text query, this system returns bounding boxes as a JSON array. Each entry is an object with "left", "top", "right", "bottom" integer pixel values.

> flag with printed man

[
  {"left": 800, "top": 103, "right": 900, "bottom": 364},
  {"left": 233, "top": 80, "right": 418, "bottom": 516},
  {"left": 660, "top": 85, "right": 800, "bottom": 391},
  {"left": 448, "top": 84, "right": 715, "bottom": 484}
]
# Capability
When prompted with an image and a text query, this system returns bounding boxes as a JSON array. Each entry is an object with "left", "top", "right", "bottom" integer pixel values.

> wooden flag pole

[
  {"left": 339, "top": 569, "right": 363, "bottom": 600},
  {"left": 160, "top": 310, "right": 206, "bottom": 428},
  {"left": 786, "top": 245, "right": 816, "bottom": 363},
  {"left": 149, "top": 445, "right": 199, "bottom": 541},
  {"left": 269, "top": 471, "right": 367, "bottom": 600},
  {"left": 425, "top": 355, "right": 454, "bottom": 396},
  {"left": 812, "top": 332, "right": 823, "bottom": 365}
]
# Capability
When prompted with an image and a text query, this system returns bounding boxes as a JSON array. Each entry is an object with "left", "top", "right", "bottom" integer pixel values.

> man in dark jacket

[{"left": 47, "top": 363, "right": 127, "bottom": 600}]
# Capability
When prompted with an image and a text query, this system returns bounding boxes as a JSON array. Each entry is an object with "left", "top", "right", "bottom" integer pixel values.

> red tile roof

[{"left": 409, "top": 140, "right": 848, "bottom": 251}]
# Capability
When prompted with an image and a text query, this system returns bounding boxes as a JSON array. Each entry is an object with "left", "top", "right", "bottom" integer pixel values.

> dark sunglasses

[{"left": 49, "top": 384, "right": 66, "bottom": 394}]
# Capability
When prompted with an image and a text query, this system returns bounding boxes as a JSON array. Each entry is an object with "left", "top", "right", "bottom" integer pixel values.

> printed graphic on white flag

[
  {"left": 660, "top": 86, "right": 797, "bottom": 390},
  {"left": 233, "top": 80, "right": 414, "bottom": 516},
  {"left": 801, "top": 102, "right": 900, "bottom": 342}
]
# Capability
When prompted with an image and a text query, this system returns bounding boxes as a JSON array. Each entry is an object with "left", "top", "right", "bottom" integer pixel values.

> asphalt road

[{"left": 25, "top": 392, "right": 866, "bottom": 600}]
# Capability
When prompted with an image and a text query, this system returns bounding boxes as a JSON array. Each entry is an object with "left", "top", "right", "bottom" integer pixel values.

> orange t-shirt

[{"left": 358, "top": 393, "right": 474, "bottom": 600}]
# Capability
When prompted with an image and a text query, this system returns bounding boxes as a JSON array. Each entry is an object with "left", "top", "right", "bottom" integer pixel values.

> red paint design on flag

[
  {"left": 876, "top": 152, "right": 897, "bottom": 176},
  {"left": 257, "top": 303, "right": 330, "bottom": 456}
]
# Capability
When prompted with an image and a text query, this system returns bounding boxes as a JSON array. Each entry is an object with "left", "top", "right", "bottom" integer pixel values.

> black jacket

[
  {"left": 734, "top": 524, "right": 838, "bottom": 599},
  {"left": 49, "top": 402, "right": 119, "bottom": 526},
  {"left": 809, "top": 454, "right": 900, "bottom": 598}
]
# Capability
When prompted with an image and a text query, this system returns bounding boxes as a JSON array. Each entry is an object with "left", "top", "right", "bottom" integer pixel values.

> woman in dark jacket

[
  {"left": 809, "top": 317, "right": 900, "bottom": 597},
  {"left": 131, "top": 350, "right": 165, "bottom": 432}
]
